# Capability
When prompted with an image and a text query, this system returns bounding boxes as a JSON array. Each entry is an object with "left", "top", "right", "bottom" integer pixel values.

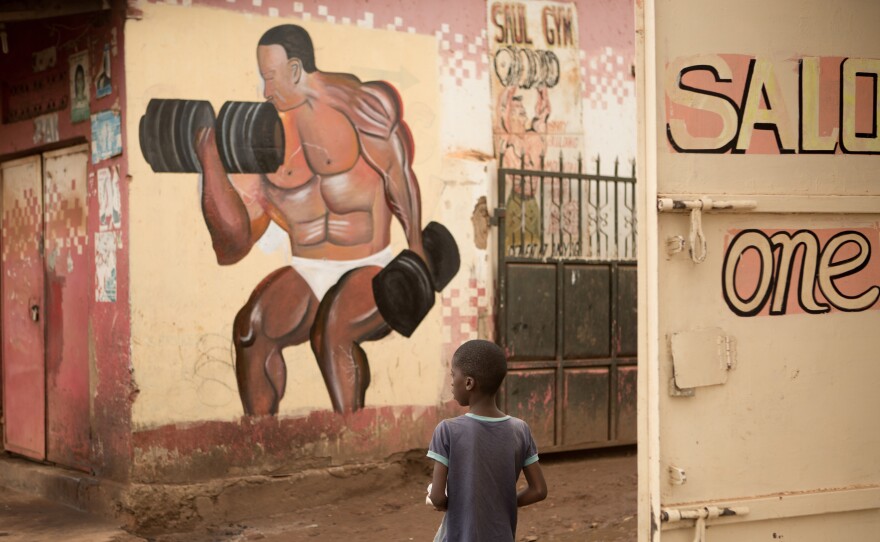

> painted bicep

[{"left": 228, "top": 173, "right": 271, "bottom": 239}]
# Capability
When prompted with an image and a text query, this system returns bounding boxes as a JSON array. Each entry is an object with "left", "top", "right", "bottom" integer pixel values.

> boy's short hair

[{"left": 453, "top": 339, "right": 507, "bottom": 394}]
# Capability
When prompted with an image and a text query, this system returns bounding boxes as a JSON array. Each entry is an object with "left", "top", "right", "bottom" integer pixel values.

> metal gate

[{"left": 495, "top": 157, "right": 637, "bottom": 452}]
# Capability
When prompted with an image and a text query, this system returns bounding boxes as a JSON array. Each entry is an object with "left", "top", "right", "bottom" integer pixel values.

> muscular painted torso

[
  {"left": 261, "top": 104, "right": 392, "bottom": 260},
  {"left": 202, "top": 73, "right": 422, "bottom": 266}
]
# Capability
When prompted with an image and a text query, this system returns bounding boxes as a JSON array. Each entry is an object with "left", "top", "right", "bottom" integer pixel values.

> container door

[
  {"left": 637, "top": 0, "right": 880, "bottom": 540},
  {"left": 1, "top": 155, "right": 46, "bottom": 460},
  {"left": 43, "top": 145, "right": 91, "bottom": 470}
]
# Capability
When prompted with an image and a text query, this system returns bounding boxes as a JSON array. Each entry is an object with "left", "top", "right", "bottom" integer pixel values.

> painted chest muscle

[
  {"left": 267, "top": 108, "right": 360, "bottom": 188},
  {"left": 264, "top": 159, "right": 379, "bottom": 219}
]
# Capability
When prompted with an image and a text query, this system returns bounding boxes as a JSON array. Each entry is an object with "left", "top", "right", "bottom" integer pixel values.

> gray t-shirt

[{"left": 428, "top": 413, "right": 539, "bottom": 542}]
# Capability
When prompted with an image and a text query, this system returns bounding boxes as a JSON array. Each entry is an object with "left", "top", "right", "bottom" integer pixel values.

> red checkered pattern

[
  {"left": 153, "top": 0, "right": 491, "bottom": 90},
  {"left": 581, "top": 46, "right": 635, "bottom": 107},
  {"left": 44, "top": 174, "right": 88, "bottom": 258},
  {"left": 1, "top": 187, "right": 41, "bottom": 262},
  {"left": 441, "top": 278, "right": 492, "bottom": 363}
]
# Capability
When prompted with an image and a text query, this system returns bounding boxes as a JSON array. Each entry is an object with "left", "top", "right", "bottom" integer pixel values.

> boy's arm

[
  {"left": 517, "top": 462, "right": 548, "bottom": 507},
  {"left": 429, "top": 461, "right": 449, "bottom": 511}
]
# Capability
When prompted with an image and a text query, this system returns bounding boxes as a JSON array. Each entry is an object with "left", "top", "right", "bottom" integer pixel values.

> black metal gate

[{"left": 495, "top": 157, "right": 637, "bottom": 452}]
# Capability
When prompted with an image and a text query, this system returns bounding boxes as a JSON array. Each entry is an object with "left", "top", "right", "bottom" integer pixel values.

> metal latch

[
  {"left": 31, "top": 304, "right": 40, "bottom": 322},
  {"left": 657, "top": 197, "right": 757, "bottom": 264},
  {"left": 661, "top": 506, "right": 750, "bottom": 542}
]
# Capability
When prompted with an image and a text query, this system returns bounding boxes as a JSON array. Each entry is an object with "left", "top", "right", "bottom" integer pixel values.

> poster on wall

[
  {"left": 97, "top": 167, "right": 121, "bottom": 230},
  {"left": 96, "top": 44, "right": 112, "bottom": 98},
  {"left": 95, "top": 231, "right": 117, "bottom": 302},
  {"left": 90, "top": 110, "right": 122, "bottom": 164},
  {"left": 68, "top": 51, "right": 90, "bottom": 123},
  {"left": 488, "top": 1, "right": 583, "bottom": 169}
]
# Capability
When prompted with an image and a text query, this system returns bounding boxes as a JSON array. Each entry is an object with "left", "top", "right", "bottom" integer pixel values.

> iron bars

[{"left": 499, "top": 155, "right": 637, "bottom": 261}]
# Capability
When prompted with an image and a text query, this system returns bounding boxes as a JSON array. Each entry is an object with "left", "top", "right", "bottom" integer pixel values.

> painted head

[
  {"left": 450, "top": 339, "right": 507, "bottom": 406},
  {"left": 257, "top": 24, "right": 317, "bottom": 111},
  {"left": 502, "top": 94, "right": 529, "bottom": 134},
  {"left": 74, "top": 64, "right": 85, "bottom": 99}
]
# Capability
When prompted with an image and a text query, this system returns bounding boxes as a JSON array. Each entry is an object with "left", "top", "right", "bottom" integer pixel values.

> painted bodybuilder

[
  {"left": 195, "top": 25, "right": 426, "bottom": 415},
  {"left": 496, "top": 84, "right": 550, "bottom": 249}
]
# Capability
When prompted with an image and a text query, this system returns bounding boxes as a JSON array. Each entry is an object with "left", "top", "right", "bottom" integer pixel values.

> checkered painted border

[
  {"left": 441, "top": 278, "right": 492, "bottom": 362},
  {"left": 152, "top": 0, "right": 634, "bottom": 103}
]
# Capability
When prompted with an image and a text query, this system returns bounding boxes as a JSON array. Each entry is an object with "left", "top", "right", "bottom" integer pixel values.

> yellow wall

[{"left": 126, "top": 3, "right": 444, "bottom": 428}]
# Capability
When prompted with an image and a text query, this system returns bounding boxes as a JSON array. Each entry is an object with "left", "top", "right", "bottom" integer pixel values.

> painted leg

[
  {"left": 310, "top": 266, "right": 390, "bottom": 413},
  {"left": 234, "top": 267, "right": 317, "bottom": 415}
]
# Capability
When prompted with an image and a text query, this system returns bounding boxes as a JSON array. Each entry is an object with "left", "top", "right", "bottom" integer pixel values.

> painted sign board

[{"left": 637, "top": 0, "right": 880, "bottom": 540}]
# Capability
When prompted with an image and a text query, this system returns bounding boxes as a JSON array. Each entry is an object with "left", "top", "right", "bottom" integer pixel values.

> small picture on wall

[
  {"left": 69, "top": 50, "right": 90, "bottom": 123},
  {"left": 96, "top": 43, "right": 112, "bottom": 98},
  {"left": 91, "top": 109, "right": 122, "bottom": 164}
]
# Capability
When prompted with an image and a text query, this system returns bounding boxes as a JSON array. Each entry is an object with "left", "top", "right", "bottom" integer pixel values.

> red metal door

[
  {"left": 43, "top": 146, "right": 90, "bottom": 470},
  {"left": 1, "top": 155, "right": 46, "bottom": 460}
]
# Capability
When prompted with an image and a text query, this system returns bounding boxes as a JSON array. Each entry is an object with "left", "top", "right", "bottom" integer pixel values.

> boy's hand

[{"left": 429, "top": 462, "right": 449, "bottom": 510}]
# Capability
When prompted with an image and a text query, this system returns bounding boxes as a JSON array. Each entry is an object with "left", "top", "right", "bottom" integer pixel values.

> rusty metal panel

[
  {"left": 1, "top": 155, "right": 46, "bottom": 460},
  {"left": 505, "top": 369, "right": 556, "bottom": 447},
  {"left": 43, "top": 146, "right": 90, "bottom": 470},
  {"left": 505, "top": 263, "right": 556, "bottom": 359},
  {"left": 617, "top": 265, "right": 637, "bottom": 357},
  {"left": 562, "top": 367, "right": 609, "bottom": 445},
  {"left": 563, "top": 264, "right": 610, "bottom": 358},
  {"left": 616, "top": 365, "right": 637, "bottom": 442}
]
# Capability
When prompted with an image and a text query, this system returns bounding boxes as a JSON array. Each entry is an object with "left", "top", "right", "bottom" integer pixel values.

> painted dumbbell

[
  {"left": 139, "top": 99, "right": 285, "bottom": 174},
  {"left": 373, "top": 222, "right": 461, "bottom": 337},
  {"left": 493, "top": 47, "right": 560, "bottom": 89}
]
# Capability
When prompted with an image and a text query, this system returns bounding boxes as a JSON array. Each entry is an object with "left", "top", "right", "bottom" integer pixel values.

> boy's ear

[{"left": 465, "top": 376, "right": 475, "bottom": 391}]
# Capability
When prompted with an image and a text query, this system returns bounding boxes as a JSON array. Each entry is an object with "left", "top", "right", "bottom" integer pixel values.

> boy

[{"left": 427, "top": 339, "right": 548, "bottom": 541}]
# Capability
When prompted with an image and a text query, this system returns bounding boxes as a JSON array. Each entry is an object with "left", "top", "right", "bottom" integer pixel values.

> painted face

[
  {"left": 508, "top": 98, "right": 528, "bottom": 133},
  {"left": 257, "top": 44, "right": 304, "bottom": 111},
  {"left": 450, "top": 362, "right": 470, "bottom": 406}
]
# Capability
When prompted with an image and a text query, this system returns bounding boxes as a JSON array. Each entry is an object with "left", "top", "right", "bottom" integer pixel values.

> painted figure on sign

[
  {"left": 496, "top": 84, "right": 550, "bottom": 251},
  {"left": 193, "top": 25, "right": 456, "bottom": 415}
]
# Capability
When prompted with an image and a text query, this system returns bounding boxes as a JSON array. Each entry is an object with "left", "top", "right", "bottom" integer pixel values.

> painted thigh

[
  {"left": 310, "top": 265, "right": 391, "bottom": 413},
  {"left": 234, "top": 266, "right": 318, "bottom": 415}
]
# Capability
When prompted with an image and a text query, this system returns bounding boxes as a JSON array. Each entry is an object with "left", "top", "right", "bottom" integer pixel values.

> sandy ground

[
  {"left": 148, "top": 447, "right": 637, "bottom": 542},
  {"left": 0, "top": 447, "right": 636, "bottom": 542},
  {"left": 0, "top": 490, "right": 138, "bottom": 542}
]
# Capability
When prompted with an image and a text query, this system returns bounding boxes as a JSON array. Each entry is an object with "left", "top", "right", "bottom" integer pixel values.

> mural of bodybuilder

[
  {"left": 493, "top": 47, "right": 557, "bottom": 252},
  {"left": 139, "top": 25, "right": 459, "bottom": 415}
]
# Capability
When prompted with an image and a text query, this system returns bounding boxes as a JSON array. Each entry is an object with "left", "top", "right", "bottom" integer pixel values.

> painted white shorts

[{"left": 290, "top": 246, "right": 394, "bottom": 302}]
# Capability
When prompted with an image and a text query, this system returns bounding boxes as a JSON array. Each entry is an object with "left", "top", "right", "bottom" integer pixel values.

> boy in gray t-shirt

[{"left": 427, "top": 340, "right": 548, "bottom": 542}]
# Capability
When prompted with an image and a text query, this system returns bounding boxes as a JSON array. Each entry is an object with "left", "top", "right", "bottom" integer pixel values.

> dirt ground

[{"left": 146, "top": 447, "right": 637, "bottom": 542}]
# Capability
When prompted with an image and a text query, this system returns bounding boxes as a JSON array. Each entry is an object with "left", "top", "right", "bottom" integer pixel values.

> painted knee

[{"left": 233, "top": 304, "right": 258, "bottom": 348}]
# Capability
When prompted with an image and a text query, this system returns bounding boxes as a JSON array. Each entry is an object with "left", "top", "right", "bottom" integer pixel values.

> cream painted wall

[{"left": 126, "top": 3, "right": 444, "bottom": 428}]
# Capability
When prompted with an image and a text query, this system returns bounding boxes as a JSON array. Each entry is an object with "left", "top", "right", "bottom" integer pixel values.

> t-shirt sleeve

[
  {"left": 427, "top": 421, "right": 450, "bottom": 467},
  {"left": 522, "top": 422, "right": 539, "bottom": 467}
]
